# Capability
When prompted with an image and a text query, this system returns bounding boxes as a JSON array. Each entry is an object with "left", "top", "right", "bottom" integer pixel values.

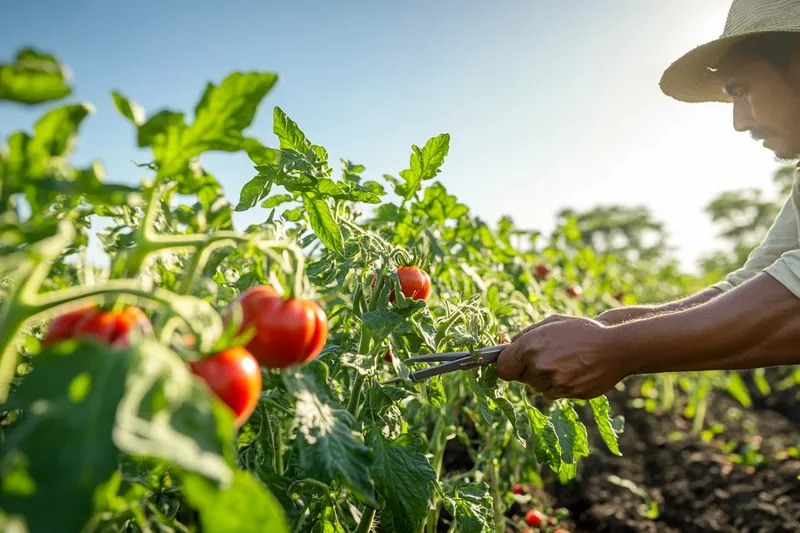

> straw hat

[{"left": 660, "top": 0, "right": 800, "bottom": 103}]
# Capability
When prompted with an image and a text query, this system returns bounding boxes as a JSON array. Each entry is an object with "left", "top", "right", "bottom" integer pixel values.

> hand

[{"left": 496, "top": 316, "right": 629, "bottom": 400}]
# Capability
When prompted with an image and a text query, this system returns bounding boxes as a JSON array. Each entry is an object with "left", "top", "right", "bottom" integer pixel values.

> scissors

[{"left": 382, "top": 344, "right": 507, "bottom": 384}]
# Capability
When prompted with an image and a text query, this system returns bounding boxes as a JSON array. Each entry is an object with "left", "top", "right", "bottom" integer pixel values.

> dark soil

[{"left": 542, "top": 385, "right": 800, "bottom": 533}]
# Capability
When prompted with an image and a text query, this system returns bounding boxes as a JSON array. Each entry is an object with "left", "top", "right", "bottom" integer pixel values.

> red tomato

[
  {"left": 521, "top": 530, "right": 533, "bottom": 533},
  {"left": 613, "top": 291, "right": 625, "bottom": 302},
  {"left": 397, "top": 266, "right": 431, "bottom": 301},
  {"left": 535, "top": 264, "right": 550, "bottom": 278},
  {"left": 384, "top": 349, "right": 392, "bottom": 362},
  {"left": 226, "top": 286, "right": 329, "bottom": 369},
  {"left": 511, "top": 483, "right": 525, "bottom": 495},
  {"left": 553, "top": 530, "right": 570, "bottom": 533},
  {"left": 525, "top": 509, "right": 546, "bottom": 527},
  {"left": 189, "top": 346, "right": 261, "bottom": 427},
  {"left": 43, "top": 305, "right": 97, "bottom": 345},
  {"left": 372, "top": 266, "right": 431, "bottom": 303},
  {"left": 566, "top": 285, "right": 583, "bottom": 299},
  {"left": 45, "top": 306, "right": 152, "bottom": 348}
]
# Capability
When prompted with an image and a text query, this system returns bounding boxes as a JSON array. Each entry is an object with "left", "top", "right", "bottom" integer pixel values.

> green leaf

[
  {"left": 589, "top": 396, "right": 623, "bottom": 456},
  {"left": 0, "top": 341, "right": 127, "bottom": 533},
  {"left": 445, "top": 483, "right": 494, "bottom": 533},
  {"left": 0, "top": 48, "right": 71, "bottom": 104},
  {"left": 113, "top": 340, "right": 235, "bottom": 485},
  {"left": 286, "top": 380, "right": 376, "bottom": 507},
  {"left": 262, "top": 193, "right": 294, "bottom": 208},
  {"left": 236, "top": 167, "right": 277, "bottom": 211},
  {"left": 726, "top": 372, "right": 752, "bottom": 408},
  {"left": 362, "top": 310, "right": 407, "bottom": 346},
  {"left": 426, "top": 376, "right": 446, "bottom": 408},
  {"left": 183, "top": 470, "right": 290, "bottom": 533},
  {"left": 139, "top": 72, "right": 278, "bottom": 177},
  {"left": 526, "top": 406, "right": 562, "bottom": 470},
  {"left": 31, "top": 103, "right": 93, "bottom": 159},
  {"left": 310, "top": 505, "right": 346, "bottom": 533},
  {"left": 111, "top": 91, "right": 145, "bottom": 126},
  {"left": 243, "top": 137, "right": 280, "bottom": 165},
  {"left": 397, "top": 133, "right": 450, "bottom": 202},
  {"left": 549, "top": 401, "right": 589, "bottom": 465},
  {"left": 301, "top": 193, "right": 343, "bottom": 255},
  {"left": 368, "top": 432, "right": 436, "bottom": 533}
]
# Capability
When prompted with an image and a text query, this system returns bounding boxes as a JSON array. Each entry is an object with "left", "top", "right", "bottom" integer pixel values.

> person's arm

[
  {"left": 615, "top": 273, "right": 800, "bottom": 375},
  {"left": 595, "top": 288, "right": 721, "bottom": 325},
  {"left": 598, "top": 189, "right": 797, "bottom": 326}
]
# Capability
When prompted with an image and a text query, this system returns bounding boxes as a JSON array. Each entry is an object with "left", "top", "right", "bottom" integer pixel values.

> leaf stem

[
  {"left": 346, "top": 329, "right": 372, "bottom": 416},
  {"left": 353, "top": 508, "right": 376, "bottom": 533}
]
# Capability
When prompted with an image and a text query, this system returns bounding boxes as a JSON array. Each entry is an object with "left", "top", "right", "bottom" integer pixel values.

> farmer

[{"left": 497, "top": 0, "right": 800, "bottom": 400}]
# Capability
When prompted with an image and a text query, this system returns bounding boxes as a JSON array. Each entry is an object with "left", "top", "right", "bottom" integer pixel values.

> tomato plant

[
  {"left": 525, "top": 509, "right": 546, "bottom": 527},
  {"left": 2, "top": 45, "right": 726, "bottom": 533}
]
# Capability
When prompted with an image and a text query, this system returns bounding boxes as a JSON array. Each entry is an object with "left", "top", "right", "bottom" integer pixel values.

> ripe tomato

[
  {"left": 384, "top": 349, "right": 392, "bottom": 362},
  {"left": 43, "top": 305, "right": 96, "bottom": 345},
  {"left": 613, "top": 291, "right": 625, "bottom": 302},
  {"left": 524, "top": 509, "right": 545, "bottom": 527},
  {"left": 189, "top": 346, "right": 261, "bottom": 427},
  {"left": 227, "top": 286, "right": 329, "bottom": 369},
  {"left": 397, "top": 266, "right": 431, "bottom": 301},
  {"left": 535, "top": 264, "right": 550, "bottom": 278},
  {"left": 553, "top": 530, "right": 570, "bottom": 533},
  {"left": 372, "top": 266, "right": 431, "bottom": 303},
  {"left": 566, "top": 285, "right": 583, "bottom": 299},
  {"left": 511, "top": 483, "right": 525, "bottom": 495},
  {"left": 44, "top": 306, "right": 152, "bottom": 348}
]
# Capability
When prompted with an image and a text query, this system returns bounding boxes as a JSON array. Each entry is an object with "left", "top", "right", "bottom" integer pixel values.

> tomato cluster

[{"left": 43, "top": 285, "right": 330, "bottom": 428}]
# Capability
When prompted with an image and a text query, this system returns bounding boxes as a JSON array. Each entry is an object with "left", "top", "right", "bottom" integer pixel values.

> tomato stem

[
  {"left": 353, "top": 508, "right": 376, "bottom": 533},
  {"left": 346, "top": 329, "right": 372, "bottom": 416}
]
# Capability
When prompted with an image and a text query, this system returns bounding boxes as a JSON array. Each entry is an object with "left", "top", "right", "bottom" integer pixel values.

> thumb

[{"left": 496, "top": 341, "right": 526, "bottom": 381}]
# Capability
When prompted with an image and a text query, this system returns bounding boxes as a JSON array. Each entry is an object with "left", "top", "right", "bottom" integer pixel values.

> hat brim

[{"left": 660, "top": 30, "right": 800, "bottom": 104}]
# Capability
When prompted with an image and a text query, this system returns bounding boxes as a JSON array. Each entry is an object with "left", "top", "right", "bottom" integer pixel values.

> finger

[
  {"left": 496, "top": 340, "right": 527, "bottom": 381},
  {"left": 511, "top": 315, "right": 565, "bottom": 342},
  {"left": 522, "top": 365, "right": 552, "bottom": 394}
]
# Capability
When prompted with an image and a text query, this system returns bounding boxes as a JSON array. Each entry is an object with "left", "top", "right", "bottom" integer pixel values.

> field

[{"left": 1, "top": 49, "right": 799, "bottom": 533}]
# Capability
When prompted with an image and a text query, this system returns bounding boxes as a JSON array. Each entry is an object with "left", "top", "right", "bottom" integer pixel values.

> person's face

[{"left": 718, "top": 46, "right": 800, "bottom": 160}]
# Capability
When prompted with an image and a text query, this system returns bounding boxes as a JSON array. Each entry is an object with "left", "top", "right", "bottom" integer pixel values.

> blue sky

[{"left": 1, "top": 0, "right": 784, "bottom": 272}]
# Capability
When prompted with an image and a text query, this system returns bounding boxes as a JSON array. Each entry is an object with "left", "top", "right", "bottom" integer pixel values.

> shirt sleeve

[{"left": 711, "top": 190, "right": 799, "bottom": 293}]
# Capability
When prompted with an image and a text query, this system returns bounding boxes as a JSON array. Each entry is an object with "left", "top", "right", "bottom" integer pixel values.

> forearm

[
  {"left": 596, "top": 288, "right": 722, "bottom": 325},
  {"left": 612, "top": 274, "right": 800, "bottom": 375}
]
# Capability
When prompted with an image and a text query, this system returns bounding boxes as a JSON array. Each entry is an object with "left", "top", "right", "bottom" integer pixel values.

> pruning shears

[{"left": 382, "top": 344, "right": 507, "bottom": 384}]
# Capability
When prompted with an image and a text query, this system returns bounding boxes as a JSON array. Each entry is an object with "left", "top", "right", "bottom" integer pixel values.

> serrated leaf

[
  {"left": 493, "top": 395, "right": 524, "bottom": 446},
  {"left": 290, "top": 388, "right": 376, "bottom": 507},
  {"left": 262, "top": 193, "right": 294, "bottom": 208},
  {"left": 549, "top": 401, "right": 589, "bottom": 465},
  {"left": 527, "top": 406, "right": 562, "bottom": 470},
  {"left": 397, "top": 134, "right": 450, "bottom": 202},
  {"left": 368, "top": 432, "right": 436, "bottom": 533},
  {"left": 426, "top": 376, "right": 446, "bottom": 408},
  {"left": 139, "top": 72, "right": 277, "bottom": 177},
  {"left": 236, "top": 168, "right": 277, "bottom": 211},
  {"left": 183, "top": 470, "right": 290, "bottom": 533},
  {"left": 362, "top": 310, "right": 407, "bottom": 345},
  {"left": 589, "top": 396, "right": 622, "bottom": 456},
  {"left": 0, "top": 48, "right": 71, "bottom": 104},
  {"left": 445, "top": 483, "right": 494, "bottom": 533},
  {"left": 302, "top": 193, "right": 343, "bottom": 254}
]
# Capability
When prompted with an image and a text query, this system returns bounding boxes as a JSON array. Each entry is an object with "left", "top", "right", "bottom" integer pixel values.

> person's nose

[{"left": 732, "top": 98, "right": 756, "bottom": 133}]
